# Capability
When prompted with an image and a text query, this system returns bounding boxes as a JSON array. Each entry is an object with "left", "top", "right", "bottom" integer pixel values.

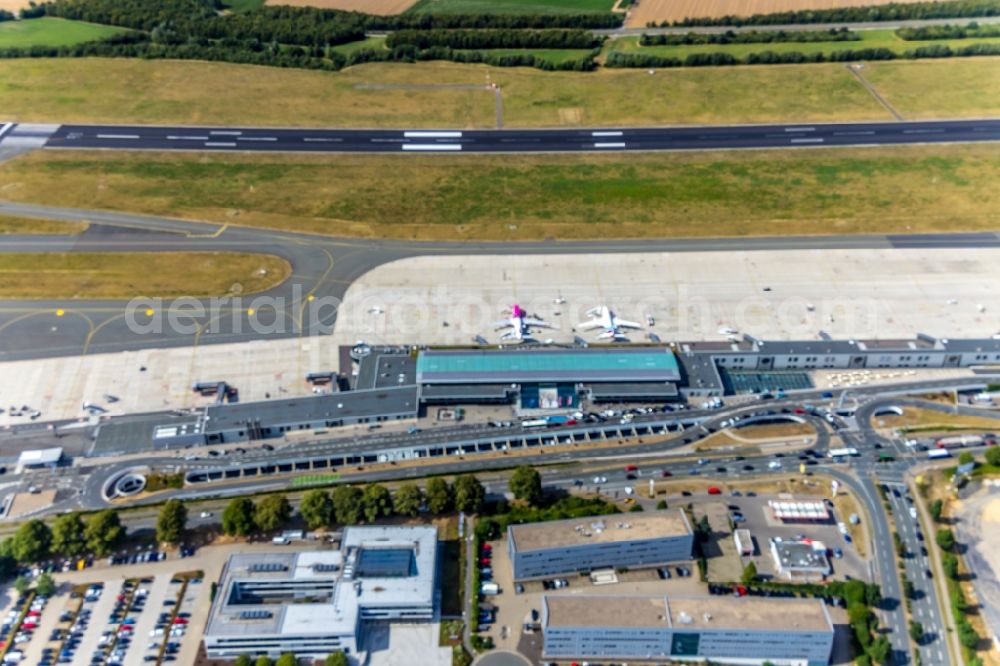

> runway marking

[
  {"left": 237, "top": 137, "right": 278, "bottom": 142},
  {"left": 167, "top": 135, "right": 209, "bottom": 141},
  {"left": 303, "top": 138, "right": 343, "bottom": 142},
  {"left": 96, "top": 134, "right": 140, "bottom": 139},
  {"left": 785, "top": 127, "right": 815, "bottom": 132},
  {"left": 594, "top": 142, "right": 626, "bottom": 148},
  {"left": 204, "top": 142, "right": 237, "bottom": 147},
  {"left": 404, "top": 131, "right": 462, "bottom": 138},
  {"left": 402, "top": 144, "right": 462, "bottom": 151},
  {"left": 592, "top": 131, "right": 623, "bottom": 137},
  {"left": 210, "top": 130, "right": 242, "bottom": 136},
  {"left": 790, "top": 138, "right": 824, "bottom": 144}
]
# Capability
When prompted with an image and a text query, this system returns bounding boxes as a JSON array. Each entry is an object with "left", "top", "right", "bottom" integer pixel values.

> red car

[
  {"left": 624, "top": 464, "right": 638, "bottom": 472},
  {"left": 479, "top": 558, "right": 491, "bottom": 566},
  {"left": 660, "top": 470, "right": 672, "bottom": 478},
  {"left": 481, "top": 543, "right": 492, "bottom": 552},
  {"left": 707, "top": 486, "right": 722, "bottom": 495}
]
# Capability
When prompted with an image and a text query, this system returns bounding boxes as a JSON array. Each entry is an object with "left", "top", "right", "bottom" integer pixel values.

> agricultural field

[
  {"left": 1, "top": 144, "right": 998, "bottom": 241},
  {"left": 0, "top": 252, "right": 291, "bottom": 299},
  {"left": 0, "top": 17, "right": 126, "bottom": 48},
  {"left": 408, "top": 0, "right": 615, "bottom": 15},
  {"left": 626, "top": 0, "right": 936, "bottom": 28},
  {"left": 268, "top": 0, "right": 417, "bottom": 14},
  {"left": 608, "top": 28, "right": 1000, "bottom": 59}
]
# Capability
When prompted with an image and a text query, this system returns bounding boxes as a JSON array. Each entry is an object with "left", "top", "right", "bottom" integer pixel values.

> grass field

[
  {"left": 408, "top": 0, "right": 614, "bottom": 15},
  {"left": 330, "top": 36, "right": 387, "bottom": 56},
  {"left": 2, "top": 57, "right": 997, "bottom": 128},
  {"left": 0, "top": 252, "right": 291, "bottom": 299},
  {"left": 0, "top": 17, "right": 125, "bottom": 48},
  {"left": 463, "top": 47, "right": 595, "bottom": 64},
  {"left": 0, "top": 215, "right": 87, "bottom": 235},
  {"left": 2, "top": 145, "right": 998, "bottom": 240},
  {"left": 610, "top": 29, "right": 1000, "bottom": 59}
]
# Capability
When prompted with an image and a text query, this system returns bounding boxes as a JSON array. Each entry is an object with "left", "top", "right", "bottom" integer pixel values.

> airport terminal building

[
  {"left": 507, "top": 511, "right": 693, "bottom": 581},
  {"left": 542, "top": 594, "right": 835, "bottom": 666},
  {"left": 203, "top": 526, "right": 437, "bottom": 660}
]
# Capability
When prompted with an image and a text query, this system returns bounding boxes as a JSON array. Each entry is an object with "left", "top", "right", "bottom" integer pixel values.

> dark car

[{"left": 743, "top": 464, "right": 755, "bottom": 471}]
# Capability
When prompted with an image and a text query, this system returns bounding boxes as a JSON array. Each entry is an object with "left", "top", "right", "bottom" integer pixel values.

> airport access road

[
  {"left": 38, "top": 119, "right": 1000, "bottom": 154},
  {"left": 2, "top": 201, "right": 1000, "bottom": 361}
]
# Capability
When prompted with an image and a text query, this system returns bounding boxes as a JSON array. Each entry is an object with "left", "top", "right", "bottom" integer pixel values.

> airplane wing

[
  {"left": 523, "top": 318, "right": 551, "bottom": 328},
  {"left": 492, "top": 320, "right": 513, "bottom": 330},
  {"left": 500, "top": 329, "right": 520, "bottom": 340},
  {"left": 615, "top": 319, "right": 643, "bottom": 329}
]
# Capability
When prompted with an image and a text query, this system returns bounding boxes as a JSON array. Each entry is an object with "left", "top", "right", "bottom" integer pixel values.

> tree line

[
  {"left": 665, "top": 0, "right": 1000, "bottom": 27},
  {"left": 605, "top": 42, "right": 1000, "bottom": 67},
  {"left": 897, "top": 20, "right": 1000, "bottom": 40},
  {"left": 344, "top": 43, "right": 599, "bottom": 71},
  {"left": 639, "top": 27, "right": 859, "bottom": 45},
  {"left": 386, "top": 28, "right": 601, "bottom": 50}
]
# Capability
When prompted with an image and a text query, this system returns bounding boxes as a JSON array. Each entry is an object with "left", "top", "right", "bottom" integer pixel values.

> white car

[
  {"left": 592, "top": 476, "right": 607, "bottom": 484},
  {"left": 199, "top": 511, "right": 212, "bottom": 518},
  {"left": 768, "top": 461, "right": 782, "bottom": 469}
]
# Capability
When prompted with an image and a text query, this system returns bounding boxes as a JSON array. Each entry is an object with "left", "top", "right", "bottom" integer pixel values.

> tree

[
  {"left": 275, "top": 654, "right": 297, "bottom": 666},
  {"left": 51, "top": 513, "right": 86, "bottom": 557},
  {"left": 255, "top": 657, "right": 273, "bottom": 666},
  {"left": 454, "top": 474, "right": 485, "bottom": 513},
  {"left": 14, "top": 576, "right": 29, "bottom": 596},
  {"left": 655, "top": 500, "right": 668, "bottom": 510},
  {"left": 222, "top": 497, "right": 256, "bottom": 537},
  {"left": 393, "top": 483, "right": 423, "bottom": 517},
  {"left": 299, "top": 489, "right": 333, "bottom": 529},
  {"left": 84, "top": 510, "right": 124, "bottom": 557},
  {"left": 156, "top": 499, "right": 188, "bottom": 544},
  {"left": 868, "top": 635, "right": 891, "bottom": 664},
  {"left": 332, "top": 486, "right": 363, "bottom": 525},
  {"left": 942, "top": 552, "right": 959, "bottom": 579},
  {"left": 929, "top": 498, "right": 944, "bottom": 522},
  {"left": 909, "top": 620, "right": 924, "bottom": 642},
  {"left": 234, "top": 657, "right": 252, "bottom": 666},
  {"left": 13, "top": 519, "right": 52, "bottom": 563},
  {"left": 425, "top": 478, "right": 452, "bottom": 514},
  {"left": 959, "top": 451, "right": 975, "bottom": 466},
  {"left": 741, "top": 561, "right": 758, "bottom": 585},
  {"left": 255, "top": 495, "right": 292, "bottom": 532},
  {"left": 509, "top": 466, "right": 542, "bottom": 505},
  {"left": 935, "top": 529, "right": 956, "bottom": 551},
  {"left": 325, "top": 653, "right": 348, "bottom": 666},
  {"left": 361, "top": 484, "right": 393, "bottom": 523},
  {"left": 36, "top": 572, "right": 56, "bottom": 597},
  {"left": 985, "top": 445, "right": 1000, "bottom": 467},
  {"left": 629, "top": 503, "right": 645, "bottom": 512}
]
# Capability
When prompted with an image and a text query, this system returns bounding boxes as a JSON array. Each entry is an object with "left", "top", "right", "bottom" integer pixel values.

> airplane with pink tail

[{"left": 492, "top": 304, "right": 553, "bottom": 341}]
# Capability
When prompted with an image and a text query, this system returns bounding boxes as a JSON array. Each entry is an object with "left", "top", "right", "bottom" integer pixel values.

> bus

[
  {"left": 828, "top": 447, "right": 859, "bottom": 458},
  {"left": 927, "top": 449, "right": 952, "bottom": 460},
  {"left": 521, "top": 419, "right": 548, "bottom": 429}
]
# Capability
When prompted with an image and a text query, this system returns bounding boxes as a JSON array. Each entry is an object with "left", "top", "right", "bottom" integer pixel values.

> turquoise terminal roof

[{"left": 416, "top": 348, "right": 680, "bottom": 384}]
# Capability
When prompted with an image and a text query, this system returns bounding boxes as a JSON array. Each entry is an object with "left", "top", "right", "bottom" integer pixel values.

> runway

[
  {"left": 38, "top": 119, "right": 1000, "bottom": 153},
  {"left": 0, "top": 201, "right": 999, "bottom": 361}
]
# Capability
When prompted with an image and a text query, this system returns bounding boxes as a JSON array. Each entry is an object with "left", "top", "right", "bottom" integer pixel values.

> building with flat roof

[
  {"left": 769, "top": 499, "right": 830, "bottom": 523},
  {"left": 542, "top": 594, "right": 835, "bottom": 666},
  {"left": 770, "top": 538, "right": 832, "bottom": 581},
  {"left": 507, "top": 511, "right": 693, "bottom": 581},
  {"left": 203, "top": 526, "right": 437, "bottom": 660}
]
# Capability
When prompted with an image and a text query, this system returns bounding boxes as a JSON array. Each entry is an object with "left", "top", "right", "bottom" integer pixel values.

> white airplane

[
  {"left": 492, "top": 304, "right": 552, "bottom": 341},
  {"left": 577, "top": 306, "right": 642, "bottom": 340}
]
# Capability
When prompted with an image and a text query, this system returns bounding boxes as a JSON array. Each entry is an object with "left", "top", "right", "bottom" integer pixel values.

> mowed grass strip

[
  {"left": 2, "top": 146, "right": 998, "bottom": 240},
  {"left": 0, "top": 17, "right": 126, "bottom": 47},
  {"left": 609, "top": 29, "right": 1000, "bottom": 59},
  {"left": 0, "top": 57, "right": 997, "bottom": 127},
  {"left": 0, "top": 252, "right": 292, "bottom": 299},
  {"left": 0, "top": 215, "right": 87, "bottom": 235}
]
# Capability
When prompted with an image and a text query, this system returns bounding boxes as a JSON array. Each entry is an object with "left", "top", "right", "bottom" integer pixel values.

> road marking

[
  {"left": 402, "top": 144, "right": 462, "bottom": 151},
  {"left": 791, "top": 138, "right": 824, "bottom": 144},
  {"left": 404, "top": 131, "right": 462, "bottom": 138},
  {"left": 903, "top": 129, "right": 945, "bottom": 134},
  {"left": 303, "top": 137, "right": 343, "bottom": 142},
  {"left": 833, "top": 131, "right": 876, "bottom": 136},
  {"left": 167, "top": 135, "right": 209, "bottom": 141},
  {"left": 594, "top": 142, "right": 626, "bottom": 148},
  {"left": 785, "top": 127, "right": 816, "bottom": 132},
  {"left": 96, "top": 134, "right": 140, "bottom": 139},
  {"left": 592, "top": 131, "right": 623, "bottom": 137},
  {"left": 237, "top": 136, "right": 278, "bottom": 142},
  {"left": 210, "top": 130, "right": 242, "bottom": 136},
  {"left": 204, "top": 142, "right": 237, "bottom": 147}
]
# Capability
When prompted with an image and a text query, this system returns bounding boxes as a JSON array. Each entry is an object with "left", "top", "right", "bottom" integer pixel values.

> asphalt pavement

[{"left": 37, "top": 119, "right": 1000, "bottom": 154}]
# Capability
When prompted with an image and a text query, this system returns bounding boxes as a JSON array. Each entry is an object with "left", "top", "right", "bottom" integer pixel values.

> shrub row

[
  {"left": 897, "top": 20, "right": 1000, "bottom": 40},
  {"left": 386, "top": 28, "right": 601, "bottom": 50},
  {"left": 639, "top": 27, "right": 859, "bottom": 45},
  {"left": 666, "top": 0, "right": 1000, "bottom": 27}
]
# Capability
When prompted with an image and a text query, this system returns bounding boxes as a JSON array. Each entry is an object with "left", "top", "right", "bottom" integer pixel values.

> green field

[
  {"left": 1, "top": 145, "right": 998, "bottom": 241},
  {"left": 0, "top": 252, "right": 292, "bottom": 298},
  {"left": 609, "top": 28, "right": 1000, "bottom": 59},
  {"left": 408, "top": 0, "right": 615, "bottom": 15},
  {"left": 330, "top": 36, "right": 387, "bottom": 56},
  {"left": 0, "top": 17, "right": 125, "bottom": 48},
  {"left": 461, "top": 47, "right": 594, "bottom": 64},
  {"left": 0, "top": 215, "right": 87, "bottom": 235}
]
